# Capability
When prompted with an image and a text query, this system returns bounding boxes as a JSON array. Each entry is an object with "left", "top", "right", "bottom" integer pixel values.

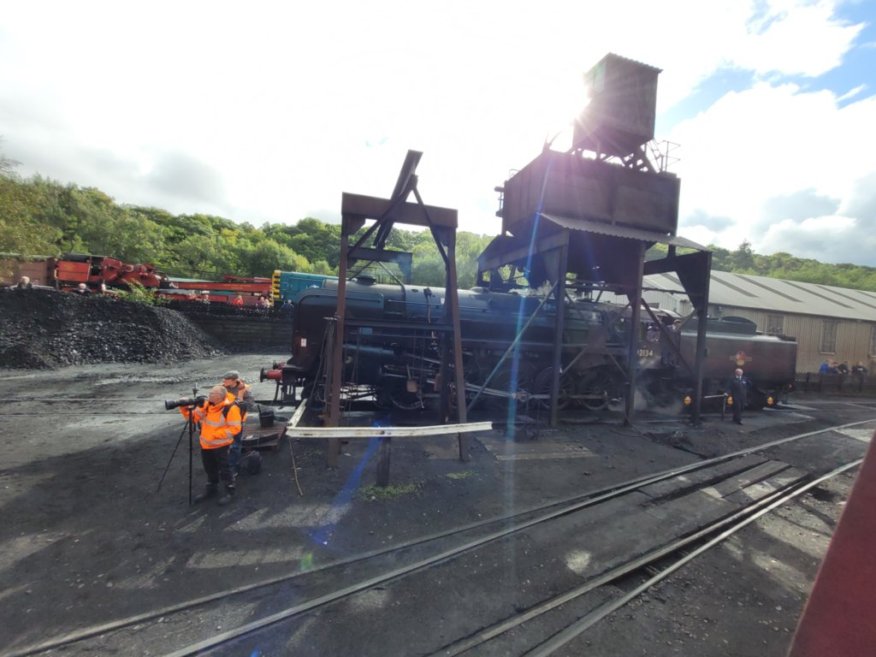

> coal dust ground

[
  {"left": 0, "top": 287, "right": 222, "bottom": 369},
  {"left": 0, "top": 293, "right": 873, "bottom": 656}
]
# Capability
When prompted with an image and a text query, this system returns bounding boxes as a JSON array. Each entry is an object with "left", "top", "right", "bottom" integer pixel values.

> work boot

[
  {"left": 217, "top": 486, "right": 235, "bottom": 506},
  {"left": 193, "top": 484, "right": 218, "bottom": 503}
]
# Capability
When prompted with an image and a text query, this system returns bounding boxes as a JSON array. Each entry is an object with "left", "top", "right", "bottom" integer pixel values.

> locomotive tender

[{"left": 263, "top": 277, "right": 797, "bottom": 413}]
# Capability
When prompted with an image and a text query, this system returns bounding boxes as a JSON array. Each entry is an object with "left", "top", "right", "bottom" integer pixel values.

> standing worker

[
  {"left": 179, "top": 385, "right": 242, "bottom": 505},
  {"left": 221, "top": 370, "right": 254, "bottom": 475},
  {"left": 728, "top": 368, "right": 748, "bottom": 425}
]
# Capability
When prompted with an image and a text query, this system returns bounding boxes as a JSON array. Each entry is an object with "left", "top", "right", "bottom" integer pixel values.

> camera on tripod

[{"left": 164, "top": 395, "right": 207, "bottom": 411}]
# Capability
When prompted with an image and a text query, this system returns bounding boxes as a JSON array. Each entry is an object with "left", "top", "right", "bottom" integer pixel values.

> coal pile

[{"left": 0, "top": 288, "right": 224, "bottom": 369}]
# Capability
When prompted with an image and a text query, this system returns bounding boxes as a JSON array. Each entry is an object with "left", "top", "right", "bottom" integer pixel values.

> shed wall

[{"left": 639, "top": 290, "right": 876, "bottom": 375}]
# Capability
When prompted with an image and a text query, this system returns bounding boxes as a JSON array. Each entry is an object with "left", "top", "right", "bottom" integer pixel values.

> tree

[
  {"left": 0, "top": 177, "right": 61, "bottom": 254},
  {"left": 0, "top": 137, "right": 20, "bottom": 178},
  {"left": 729, "top": 241, "right": 755, "bottom": 271}
]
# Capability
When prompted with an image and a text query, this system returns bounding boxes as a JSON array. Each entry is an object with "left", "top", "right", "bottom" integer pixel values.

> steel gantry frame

[
  {"left": 477, "top": 185, "right": 712, "bottom": 427},
  {"left": 323, "top": 151, "right": 470, "bottom": 466}
]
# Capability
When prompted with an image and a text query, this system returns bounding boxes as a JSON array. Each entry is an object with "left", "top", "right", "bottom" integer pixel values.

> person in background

[
  {"left": 728, "top": 368, "right": 748, "bottom": 425},
  {"left": 838, "top": 361, "right": 850, "bottom": 375},
  {"left": 231, "top": 293, "right": 244, "bottom": 307},
  {"left": 179, "top": 385, "right": 241, "bottom": 505},
  {"left": 222, "top": 370, "right": 254, "bottom": 475},
  {"left": 15, "top": 276, "right": 31, "bottom": 289},
  {"left": 852, "top": 361, "right": 869, "bottom": 375},
  {"left": 75, "top": 283, "right": 90, "bottom": 295}
]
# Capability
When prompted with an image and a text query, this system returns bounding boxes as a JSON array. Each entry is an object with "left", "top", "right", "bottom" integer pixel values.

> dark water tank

[{"left": 573, "top": 53, "right": 661, "bottom": 157}]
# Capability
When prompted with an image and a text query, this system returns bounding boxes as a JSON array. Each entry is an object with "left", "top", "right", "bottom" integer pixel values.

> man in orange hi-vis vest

[{"left": 179, "top": 385, "right": 242, "bottom": 505}]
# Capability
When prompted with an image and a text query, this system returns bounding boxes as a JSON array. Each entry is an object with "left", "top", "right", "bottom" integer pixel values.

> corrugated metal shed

[{"left": 644, "top": 270, "right": 876, "bottom": 321}]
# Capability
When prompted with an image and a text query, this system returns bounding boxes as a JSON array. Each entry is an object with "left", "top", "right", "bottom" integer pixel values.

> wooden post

[
  {"left": 376, "top": 437, "right": 392, "bottom": 486},
  {"left": 444, "top": 231, "right": 470, "bottom": 461},
  {"left": 549, "top": 243, "right": 569, "bottom": 427},
  {"left": 325, "top": 227, "right": 349, "bottom": 467}
]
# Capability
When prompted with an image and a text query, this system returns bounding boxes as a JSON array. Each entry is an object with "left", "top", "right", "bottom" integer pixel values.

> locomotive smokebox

[{"left": 573, "top": 53, "right": 661, "bottom": 157}]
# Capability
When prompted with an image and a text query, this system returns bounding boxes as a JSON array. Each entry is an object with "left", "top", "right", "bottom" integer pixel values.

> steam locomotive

[{"left": 262, "top": 277, "right": 797, "bottom": 412}]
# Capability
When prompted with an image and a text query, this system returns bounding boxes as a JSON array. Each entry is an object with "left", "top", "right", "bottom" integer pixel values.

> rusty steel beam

[
  {"left": 324, "top": 229, "right": 349, "bottom": 466},
  {"left": 341, "top": 192, "right": 457, "bottom": 230},
  {"left": 623, "top": 242, "right": 646, "bottom": 426}
]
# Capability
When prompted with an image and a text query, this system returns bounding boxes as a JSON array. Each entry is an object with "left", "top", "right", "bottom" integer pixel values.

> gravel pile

[{"left": 0, "top": 288, "right": 223, "bottom": 369}]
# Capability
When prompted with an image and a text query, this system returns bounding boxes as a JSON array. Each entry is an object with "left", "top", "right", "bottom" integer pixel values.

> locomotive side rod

[{"left": 466, "top": 280, "right": 559, "bottom": 413}]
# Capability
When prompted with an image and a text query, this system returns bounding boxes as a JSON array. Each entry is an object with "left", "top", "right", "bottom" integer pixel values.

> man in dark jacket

[
  {"left": 221, "top": 370, "right": 254, "bottom": 475},
  {"left": 728, "top": 368, "right": 748, "bottom": 425}
]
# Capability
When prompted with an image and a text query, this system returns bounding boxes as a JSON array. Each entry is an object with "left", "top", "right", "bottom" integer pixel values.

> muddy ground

[
  {"left": 4, "top": 286, "right": 871, "bottom": 655},
  {"left": 0, "top": 351, "right": 872, "bottom": 656}
]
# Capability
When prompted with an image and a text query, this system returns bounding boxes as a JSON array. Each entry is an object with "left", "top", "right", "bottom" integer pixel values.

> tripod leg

[
  {"left": 188, "top": 416, "right": 194, "bottom": 505},
  {"left": 157, "top": 421, "right": 188, "bottom": 494}
]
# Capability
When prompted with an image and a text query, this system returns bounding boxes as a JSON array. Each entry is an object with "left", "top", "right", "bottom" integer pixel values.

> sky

[{"left": 1, "top": 0, "right": 875, "bottom": 265}]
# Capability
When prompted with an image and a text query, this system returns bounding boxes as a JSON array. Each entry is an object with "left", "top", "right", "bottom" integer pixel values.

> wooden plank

[
  {"left": 638, "top": 454, "right": 766, "bottom": 499},
  {"left": 640, "top": 487, "right": 738, "bottom": 523},
  {"left": 723, "top": 467, "right": 807, "bottom": 505},
  {"left": 707, "top": 460, "right": 790, "bottom": 498},
  {"left": 286, "top": 421, "right": 493, "bottom": 440}
]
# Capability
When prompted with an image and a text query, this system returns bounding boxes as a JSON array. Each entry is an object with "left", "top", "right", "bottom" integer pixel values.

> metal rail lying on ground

[
  {"left": 285, "top": 421, "right": 493, "bottom": 439},
  {"left": 286, "top": 419, "right": 493, "bottom": 485}
]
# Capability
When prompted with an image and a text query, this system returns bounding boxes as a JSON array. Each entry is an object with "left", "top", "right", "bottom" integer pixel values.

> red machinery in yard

[
  {"left": 2, "top": 254, "right": 272, "bottom": 305},
  {"left": 53, "top": 254, "right": 166, "bottom": 289},
  {"left": 162, "top": 275, "right": 273, "bottom": 306}
]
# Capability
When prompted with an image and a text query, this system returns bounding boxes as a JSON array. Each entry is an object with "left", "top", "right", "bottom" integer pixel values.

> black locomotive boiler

[{"left": 262, "top": 277, "right": 797, "bottom": 412}]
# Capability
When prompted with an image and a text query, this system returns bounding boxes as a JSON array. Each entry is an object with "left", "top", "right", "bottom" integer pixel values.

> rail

[{"left": 9, "top": 418, "right": 873, "bottom": 657}]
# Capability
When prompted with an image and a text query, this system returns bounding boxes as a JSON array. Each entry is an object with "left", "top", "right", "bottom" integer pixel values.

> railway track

[
  {"left": 6, "top": 418, "right": 872, "bottom": 657},
  {"left": 442, "top": 460, "right": 860, "bottom": 657}
]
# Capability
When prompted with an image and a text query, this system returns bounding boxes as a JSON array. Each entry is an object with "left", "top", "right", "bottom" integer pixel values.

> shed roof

[
  {"left": 541, "top": 214, "right": 705, "bottom": 250},
  {"left": 646, "top": 270, "right": 876, "bottom": 321}
]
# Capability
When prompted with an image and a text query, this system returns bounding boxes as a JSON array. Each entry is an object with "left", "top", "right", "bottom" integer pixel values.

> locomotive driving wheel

[
  {"left": 576, "top": 369, "right": 614, "bottom": 411},
  {"left": 389, "top": 388, "right": 424, "bottom": 411},
  {"left": 485, "top": 361, "right": 535, "bottom": 410},
  {"left": 533, "top": 367, "right": 572, "bottom": 411}
]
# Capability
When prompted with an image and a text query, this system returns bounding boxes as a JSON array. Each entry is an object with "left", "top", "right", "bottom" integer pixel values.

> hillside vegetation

[{"left": 3, "top": 170, "right": 876, "bottom": 291}]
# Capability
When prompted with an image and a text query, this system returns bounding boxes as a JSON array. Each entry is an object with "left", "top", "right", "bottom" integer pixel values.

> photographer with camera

[{"left": 177, "top": 385, "right": 242, "bottom": 505}]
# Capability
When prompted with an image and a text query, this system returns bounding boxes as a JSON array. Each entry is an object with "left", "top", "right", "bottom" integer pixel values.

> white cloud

[
  {"left": 0, "top": 0, "right": 869, "bottom": 263},
  {"left": 735, "top": 0, "right": 863, "bottom": 76},
  {"left": 758, "top": 215, "right": 876, "bottom": 264},
  {"left": 669, "top": 80, "right": 876, "bottom": 262}
]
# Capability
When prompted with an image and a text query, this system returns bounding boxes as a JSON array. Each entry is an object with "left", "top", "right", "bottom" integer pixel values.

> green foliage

[
  {"left": 6, "top": 160, "right": 876, "bottom": 295},
  {"left": 445, "top": 470, "right": 474, "bottom": 480},
  {"left": 710, "top": 241, "right": 876, "bottom": 290},
  {"left": 358, "top": 482, "right": 421, "bottom": 500},
  {"left": 0, "top": 170, "right": 499, "bottom": 288},
  {"left": 115, "top": 280, "right": 164, "bottom": 306}
]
